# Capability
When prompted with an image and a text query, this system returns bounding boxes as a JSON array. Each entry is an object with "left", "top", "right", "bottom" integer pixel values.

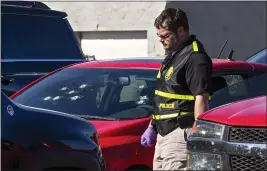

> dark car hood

[{"left": 2, "top": 91, "right": 96, "bottom": 140}]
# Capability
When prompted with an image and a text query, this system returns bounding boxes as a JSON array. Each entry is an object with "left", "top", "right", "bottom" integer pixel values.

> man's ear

[{"left": 177, "top": 26, "right": 184, "bottom": 37}]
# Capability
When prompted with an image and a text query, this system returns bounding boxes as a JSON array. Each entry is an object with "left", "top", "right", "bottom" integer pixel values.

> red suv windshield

[{"left": 13, "top": 68, "right": 157, "bottom": 120}]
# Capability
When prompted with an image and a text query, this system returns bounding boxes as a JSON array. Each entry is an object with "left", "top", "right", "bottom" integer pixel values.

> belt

[{"left": 152, "top": 112, "right": 189, "bottom": 120}]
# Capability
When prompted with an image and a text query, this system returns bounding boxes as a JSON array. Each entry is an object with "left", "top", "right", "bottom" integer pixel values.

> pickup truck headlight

[{"left": 190, "top": 120, "right": 225, "bottom": 139}]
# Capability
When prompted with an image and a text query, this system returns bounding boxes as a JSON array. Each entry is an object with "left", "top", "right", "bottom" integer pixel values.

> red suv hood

[{"left": 199, "top": 96, "right": 266, "bottom": 127}]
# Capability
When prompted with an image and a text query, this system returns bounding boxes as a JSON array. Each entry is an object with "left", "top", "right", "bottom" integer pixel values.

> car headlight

[{"left": 189, "top": 120, "right": 225, "bottom": 139}]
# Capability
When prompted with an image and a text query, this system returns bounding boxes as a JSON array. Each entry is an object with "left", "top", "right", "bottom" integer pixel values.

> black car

[
  {"left": 1, "top": 1, "right": 87, "bottom": 96},
  {"left": 1, "top": 90, "right": 105, "bottom": 170}
]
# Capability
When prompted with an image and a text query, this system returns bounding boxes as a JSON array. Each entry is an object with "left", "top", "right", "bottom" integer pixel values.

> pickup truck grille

[
  {"left": 230, "top": 155, "right": 267, "bottom": 171},
  {"left": 229, "top": 127, "right": 267, "bottom": 143}
]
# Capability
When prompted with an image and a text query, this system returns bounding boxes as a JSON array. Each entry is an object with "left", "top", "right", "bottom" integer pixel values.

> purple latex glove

[{"left": 141, "top": 127, "right": 157, "bottom": 147}]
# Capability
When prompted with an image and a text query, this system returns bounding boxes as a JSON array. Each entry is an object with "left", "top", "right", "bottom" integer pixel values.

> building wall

[
  {"left": 81, "top": 31, "right": 148, "bottom": 59},
  {"left": 43, "top": 1, "right": 266, "bottom": 60},
  {"left": 166, "top": 1, "right": 266, "bottom": 60},
  {"left": 43, "top": 1, "right": 167, "bottom": 59}
]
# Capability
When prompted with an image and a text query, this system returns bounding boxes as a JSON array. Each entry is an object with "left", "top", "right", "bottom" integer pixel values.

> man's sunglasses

[{"left": 156, "top": 32, "right": 171, "bottom": 39}]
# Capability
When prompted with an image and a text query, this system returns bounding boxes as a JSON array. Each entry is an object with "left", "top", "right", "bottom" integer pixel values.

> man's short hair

[{"left": 154, "top": 8, "right": 189, "bottom": 33}]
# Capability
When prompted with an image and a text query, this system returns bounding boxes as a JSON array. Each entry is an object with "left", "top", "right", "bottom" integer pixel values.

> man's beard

[{"left": 166, "top": 35, "right": 180, "bottom": 52}]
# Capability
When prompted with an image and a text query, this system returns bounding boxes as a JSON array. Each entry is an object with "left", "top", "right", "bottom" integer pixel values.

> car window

[
  {"left": 119, "top": 75, "right": 146, "bottom": 103},
  {"left": 222, "top": 75, "right": 248, "bottom": 96},
  {"left": 1, "top": 14, "right": 83, "bottom": 59},
  {"left": 13, "top": 68, "right": 158, "bottom": 120},
  {"left": 246, "top": 49, "right": 266, "bottom": 64},
  {"left": 210, "top": 73, "right": 267, "bottom": 109},
  {"left": 212, "top": 74, "right": 247, "bottom": 95}
]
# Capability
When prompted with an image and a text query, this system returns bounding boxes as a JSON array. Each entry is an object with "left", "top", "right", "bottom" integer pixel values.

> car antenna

[
  {"left": 217, "top": 40, "right": 228, "bottom": 59},
  {"left": 227, "top": 49, "right": 234, "bottom": 61}
]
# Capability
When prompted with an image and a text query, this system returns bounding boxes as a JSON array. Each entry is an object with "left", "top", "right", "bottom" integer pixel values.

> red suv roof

[{"left": 69, "top": 57, "right": 264, "bottom": 71}]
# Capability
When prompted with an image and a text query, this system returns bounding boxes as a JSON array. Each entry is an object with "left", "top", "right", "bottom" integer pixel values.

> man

[{"left": 141, "top": 8, "right": 212, "bottom": 170}]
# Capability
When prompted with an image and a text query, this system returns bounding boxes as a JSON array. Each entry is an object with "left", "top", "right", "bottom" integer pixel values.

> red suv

[{"left": 10, "top": 58, "right": 267, "bottom": 170}]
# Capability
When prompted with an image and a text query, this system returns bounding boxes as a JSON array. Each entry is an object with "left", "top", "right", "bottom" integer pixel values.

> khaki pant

[{"left": 153, "top": 127, "right": 191, "bottom": 170}]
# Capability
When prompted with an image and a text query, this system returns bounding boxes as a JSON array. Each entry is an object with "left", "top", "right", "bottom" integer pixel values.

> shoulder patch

[{"left": 165, "top": 66, "right": 173, "bottom": 81}]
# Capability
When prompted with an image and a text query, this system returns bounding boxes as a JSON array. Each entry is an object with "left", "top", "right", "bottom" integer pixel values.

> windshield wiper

[{"left": 77, "top": 115, "right": 120, "bottom": 121}]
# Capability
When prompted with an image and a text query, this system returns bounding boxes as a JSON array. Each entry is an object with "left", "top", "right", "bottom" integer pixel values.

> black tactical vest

[{"left": 152, "top": 36, "right": 208, "bottom": 136}]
